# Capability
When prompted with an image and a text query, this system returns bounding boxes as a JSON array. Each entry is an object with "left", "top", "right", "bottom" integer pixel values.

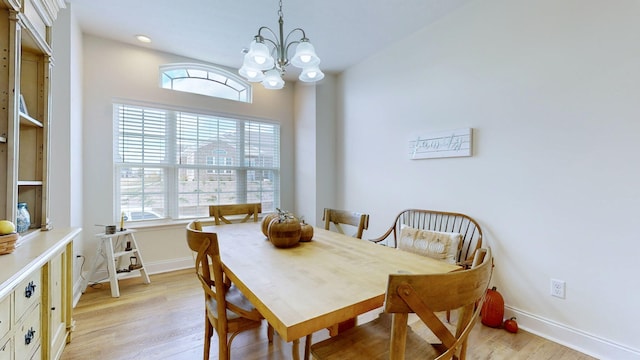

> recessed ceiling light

[{"left": 136, "top": 35, "right": 152, "bottom": 43}]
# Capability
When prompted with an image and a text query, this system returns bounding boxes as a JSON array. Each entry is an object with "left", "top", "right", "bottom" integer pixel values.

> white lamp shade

[
  {"left": 291, "top": 41, "right": 320, "bottom": 68},
  {"left": 299, "top": 65, "right": 325, "bottom": 82},
  {"left": 238, "top": 63, "right": 265, "bottom": 82},
  {"left": 245, "top": 40, "right": 274, "bottom": 70},
  {"left": 262, "top": 69, "right": 285, "bottom": 89}
]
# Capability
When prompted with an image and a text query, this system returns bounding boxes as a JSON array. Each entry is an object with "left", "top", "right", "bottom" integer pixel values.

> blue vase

[{"left": 16, "top": 202, "right": 31, "bottom": 233}]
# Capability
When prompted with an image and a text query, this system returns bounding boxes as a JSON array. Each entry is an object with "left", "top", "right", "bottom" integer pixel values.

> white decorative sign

[{"left": 409, "top": 128, "right": 473, "bottom": 160}]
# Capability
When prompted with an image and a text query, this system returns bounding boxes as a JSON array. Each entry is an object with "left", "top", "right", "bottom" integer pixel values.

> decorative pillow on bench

[{"left": 398, "top": 226, "right": 462, "bottom": 264}]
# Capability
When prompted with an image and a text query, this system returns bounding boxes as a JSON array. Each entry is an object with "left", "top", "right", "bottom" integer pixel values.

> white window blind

[{"left": 114, "top": 103, "right": 280, "bottom": 221}]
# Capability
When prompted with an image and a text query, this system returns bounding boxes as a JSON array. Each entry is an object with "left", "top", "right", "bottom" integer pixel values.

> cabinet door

[
  {"left": 0, "top": 335, "right": 12, "bottom": 360},
  {"left": 48, "top": 252, "right": 66, "bottom": 359},
  {"left": 0, "top": 296, "right": 9, "bottom": 339}
]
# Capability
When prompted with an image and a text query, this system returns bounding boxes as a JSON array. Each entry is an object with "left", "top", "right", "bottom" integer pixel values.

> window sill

[
  {"left": 123, "top": 214, "right": 267, "bottom": 231},
  {"left": 124, "top": 218, "right": 206, "bottom": 231}
]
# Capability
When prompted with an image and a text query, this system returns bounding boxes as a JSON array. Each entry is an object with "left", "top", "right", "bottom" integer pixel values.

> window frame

[
  {"left": 113, "top": 102, "right": 280, "bottom": 222},
  {"left": 160, "top": 63, "right": 252, "bottom": 103}
]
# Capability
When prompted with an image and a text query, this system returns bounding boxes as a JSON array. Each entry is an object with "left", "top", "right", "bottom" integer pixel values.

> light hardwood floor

[{"left": 61, "top": 269, "right": 596, "bottom": 360}]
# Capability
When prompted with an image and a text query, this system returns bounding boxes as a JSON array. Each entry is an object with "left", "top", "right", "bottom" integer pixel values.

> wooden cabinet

[
  {"left": 1, "top": 0, "right": 64, "bottom": 234},
  {"left": 0, "top": 228, "right": 79, "bottom": 360},
  {"left": 0, "top": 2, "right": 71, "bottom": 359}
]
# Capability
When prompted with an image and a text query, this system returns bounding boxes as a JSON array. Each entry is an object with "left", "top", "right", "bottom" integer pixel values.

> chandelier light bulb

[
  {"left": 300, "top": 55, "right": 311, "bottom": 63},
  {"left": 262, "top": 69, "right": 284, "bottom": 90},
  {"left": 238, "top": 61, "right": 265, "bottom": 82},
  {"left": 291, "top": 41, "right": 320, "bottom": 68},
  {"left": 245, "top": 40, "right": 274, "bottom": 70},
  {"left": 299, "top": 65, "right": 324, "bottom": 82}
]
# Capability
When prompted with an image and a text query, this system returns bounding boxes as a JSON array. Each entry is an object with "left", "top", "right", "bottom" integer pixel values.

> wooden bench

[{"left": 370, "top": 209, "right": 483, "bottom": 267}]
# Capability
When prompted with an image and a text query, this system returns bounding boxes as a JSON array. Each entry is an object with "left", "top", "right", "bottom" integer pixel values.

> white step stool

[{"left": 81, "top": 229, "right": 151, "bottom": 297}]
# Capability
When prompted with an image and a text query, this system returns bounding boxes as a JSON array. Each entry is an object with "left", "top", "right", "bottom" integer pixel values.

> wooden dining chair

[
  {"left": 310, "top": 248, "right": 493, "bottom": 360},
  {"left": 209, "top": 203, "right": 262, "bottom": 225},
  {"left": 186, "top": 220, "right": 272, "bottom": 360},
  {"left": 371, "top": 209, "right": 484, "bottom": 323},
  {"left": 322, "top": 207, "right": 371, "bottom": 336},
  {"left": 323, "top": 207, "right": 370, "bottom": 239}
]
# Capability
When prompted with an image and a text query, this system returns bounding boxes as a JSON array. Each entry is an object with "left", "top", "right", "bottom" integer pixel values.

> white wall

[
  {"left": 314, "top": 76, "right": 337, "bottom": 225},
  {"left": 51, "top": 5, "right": 84, "bottom": 287},
  {"left": 335, "top": 0, "right": 640, "bottom": 358},
  {"left": 293, "top": 83, "right": 319, "bottom": 222},
  {"left": 80, "top": 35, "right": 296, "bottom": 277},
  {"left": 293, "top": 76, "right": 337, "bottom": 226}
]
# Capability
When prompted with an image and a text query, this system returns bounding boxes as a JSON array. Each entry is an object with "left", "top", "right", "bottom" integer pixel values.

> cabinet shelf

[{"left": 19, "top": 112, "right": 44, "bottom": 128}]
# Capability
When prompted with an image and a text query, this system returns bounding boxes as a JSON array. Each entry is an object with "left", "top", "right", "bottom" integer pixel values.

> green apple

[{"left": 0, "top": 220, "right": 16, "bottom": 235}]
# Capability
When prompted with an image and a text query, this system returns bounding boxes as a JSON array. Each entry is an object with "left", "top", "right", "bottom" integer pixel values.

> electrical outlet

[{"left": 551, "top": 279, "right": 565, "bottom": 299}]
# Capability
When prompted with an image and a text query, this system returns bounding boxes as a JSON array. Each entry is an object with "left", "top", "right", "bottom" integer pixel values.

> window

[
  {"left": 114, "top": 103, "right": 280, "bottom": 221},
  {"left": 160, "top": 63, "right": 252, "bottom": 103}
]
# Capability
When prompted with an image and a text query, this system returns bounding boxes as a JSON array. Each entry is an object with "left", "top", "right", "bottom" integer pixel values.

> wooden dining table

[{"left": 205, "top": 221, "right": 460, "bottom": 360}]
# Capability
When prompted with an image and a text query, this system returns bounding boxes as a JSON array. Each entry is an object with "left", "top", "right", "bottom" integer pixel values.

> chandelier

[{"left": 238, "top": 0, "right": 324, "bottom": 90}]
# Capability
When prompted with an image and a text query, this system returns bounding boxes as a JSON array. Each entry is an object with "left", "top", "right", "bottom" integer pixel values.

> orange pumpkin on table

[
  {"left": 299, "top": 220, "right": 313, "bottom": 242},
  {"left": 268, "top": 211, "right": 301, "bottom": 248},
  {"left": 261, "top": 213, "right": 279, "bottom": 237}
]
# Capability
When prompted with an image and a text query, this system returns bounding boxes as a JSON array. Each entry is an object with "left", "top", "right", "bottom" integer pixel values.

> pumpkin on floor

[{"left": 481, "top": 286, "right": 504, "bottom": 328}]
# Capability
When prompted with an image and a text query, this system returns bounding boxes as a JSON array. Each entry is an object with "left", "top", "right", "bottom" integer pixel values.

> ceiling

[{"left": 69, "top": 0, "right": 473, "bottom": 78}]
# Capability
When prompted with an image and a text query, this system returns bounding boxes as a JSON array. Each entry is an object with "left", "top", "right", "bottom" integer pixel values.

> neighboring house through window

[{"left": 113, "top": 103, "right": 280, "bottom": 220}]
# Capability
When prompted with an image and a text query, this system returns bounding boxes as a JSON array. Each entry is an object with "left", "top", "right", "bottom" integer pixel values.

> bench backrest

[{"left": 371, "top": 209, "right": 483, "bottom": 265}]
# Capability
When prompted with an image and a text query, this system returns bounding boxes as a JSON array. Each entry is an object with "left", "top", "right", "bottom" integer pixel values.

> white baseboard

[
  {"left": 505, "top": 306, "right": 640, "bottom": 360},
  {"left": 71, "top": 257, "right": 194, "bottom": 307}
]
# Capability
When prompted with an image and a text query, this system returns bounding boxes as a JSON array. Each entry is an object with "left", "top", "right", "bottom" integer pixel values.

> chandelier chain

[{"left": 278, "top": 0, "right": 283, "bottom": 18}]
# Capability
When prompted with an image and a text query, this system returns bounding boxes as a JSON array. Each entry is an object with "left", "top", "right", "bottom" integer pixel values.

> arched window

[{"left": 160, "top": 63, "right": 251, "bottom": 103}]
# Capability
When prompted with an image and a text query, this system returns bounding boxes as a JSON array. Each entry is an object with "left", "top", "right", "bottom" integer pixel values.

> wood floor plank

[{"left": 61, "top": 269, "right": 596, "bottom": 360}]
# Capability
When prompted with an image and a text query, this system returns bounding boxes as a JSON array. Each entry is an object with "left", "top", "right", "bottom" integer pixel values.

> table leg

[
  {"left": 328, "top": 318, "right": 357, "bottom": 336},
  {"left": 292, "top": 339, "right": 300, "bottom": 360},
  {"left": 291, "top": 334, "right": 313, "bottom": 360}
]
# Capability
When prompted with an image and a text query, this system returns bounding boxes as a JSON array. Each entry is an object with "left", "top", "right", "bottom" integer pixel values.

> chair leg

[
  {"left": 304, "top": 334, "right": 312, "bottom": 360},
  {"left": 267, "top": 323, "right": 274, "bottom": 343},
  {"left": 203, "top": 318, "right": 213, "bottom": 360},
  {"left": 446, "top": 309, "right": 451, "bottom": 323},
  {"left": 218, "top": 328, "right": 229, "bottom": 360}
]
